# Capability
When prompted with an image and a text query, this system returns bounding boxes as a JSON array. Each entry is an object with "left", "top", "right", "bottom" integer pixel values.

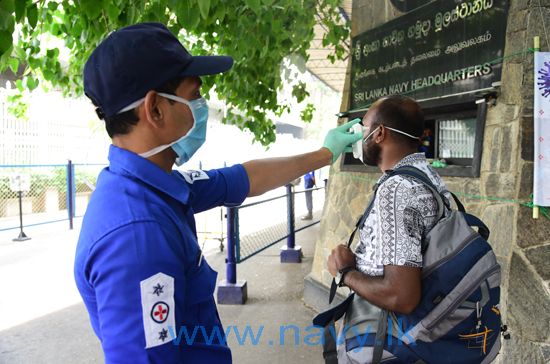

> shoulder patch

[
  {"left": 181, "top": 170, "right": 210, "bottom": 184},
  {"left": 140, "top": 272, "right": 175, "bottom": 348}
]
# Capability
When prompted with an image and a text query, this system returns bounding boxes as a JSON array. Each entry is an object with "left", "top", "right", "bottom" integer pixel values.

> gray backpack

[{"left": 313, "top": 166, "right": 508, "bottom": 364}]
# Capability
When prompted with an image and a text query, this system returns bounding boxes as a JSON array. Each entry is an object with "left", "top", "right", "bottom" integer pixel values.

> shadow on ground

[{"left": 0, "top": 222, "right": 323, "bottom": 364}]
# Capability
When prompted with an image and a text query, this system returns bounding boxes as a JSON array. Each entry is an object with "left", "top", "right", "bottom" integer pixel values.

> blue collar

[{"left": 107, "top": 144, "right": 189, "bottom": 204}]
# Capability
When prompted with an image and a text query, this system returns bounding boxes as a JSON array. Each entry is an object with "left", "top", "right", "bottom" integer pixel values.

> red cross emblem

[
  {"left": 540, "top": 109, "right": 545, "bottom": 116},
  {"left": 539, "top": 154, "right": 545, "bottom": 160},
  {"left": 540, "top": 137, "right": 545, "bottom": 142},
  {"left": 150, "top": 301, "right": 169, "bottom": 323}
]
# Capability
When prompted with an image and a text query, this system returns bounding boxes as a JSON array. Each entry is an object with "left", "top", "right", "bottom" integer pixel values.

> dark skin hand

[{"left": 327, "top": 244, "right": 421, "bottom": 314}]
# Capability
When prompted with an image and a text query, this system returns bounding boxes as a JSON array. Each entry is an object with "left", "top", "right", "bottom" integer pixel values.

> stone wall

[
  {"left": 305, "top": 0, "right": 550, "bottom": 362},
  {"left": 505, "top": 0, "right": 550, "bottom": 361}
]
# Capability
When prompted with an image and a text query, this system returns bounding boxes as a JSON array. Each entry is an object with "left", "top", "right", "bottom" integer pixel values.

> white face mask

[{"left": 350, "top": 124, "right": 420, "bottom": 165}]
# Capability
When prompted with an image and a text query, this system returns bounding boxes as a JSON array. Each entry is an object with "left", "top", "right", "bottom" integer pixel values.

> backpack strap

[
  {"left": 312, "top": 294, "right": 355, "bottom": 364},
  {"left": 323, "top": 319, "right": 339, "bottom": 364},
  {"left": 329, "top": 193, "right": 377, "bottom": 304},
  {"left": 388, "top": 166, "right": 450, "bottom": 222},
  {"left": 440, "top": 189, "right": 466, "bottom": 212},
  {"left": 372, "top": 309, "right": 389, "bottom": 364},
  {"left": 463, "top": 212, "right": 490, "bottom": 240},
  {"left": 347, "top": 193, "right": 377, "bottom": 249}
]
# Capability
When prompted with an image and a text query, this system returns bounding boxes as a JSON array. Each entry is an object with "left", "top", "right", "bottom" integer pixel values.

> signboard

[
  {"left": 390, "top": 0, "right": 433, "bottom": 12},
  {"left": 9, "top": 174, "right": 31, "bottom": 192},
  {"left": 534, "top": 52, "right": 550, "bottom": 206},
  {"left": 350, "top": 0, "right": 509, "bottom": 111}
]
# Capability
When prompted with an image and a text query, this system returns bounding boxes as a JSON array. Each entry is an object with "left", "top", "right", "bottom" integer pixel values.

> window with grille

[{"left": 438, "top": 118, "right": 476, "bottom": 159}]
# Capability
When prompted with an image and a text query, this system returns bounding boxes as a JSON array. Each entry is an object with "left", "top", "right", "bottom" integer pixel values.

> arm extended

[
  {"left": 243, "top": 148, "right": 331, "bottom": 196},
  {"left": 243, "top": 118, "right": 362, "bottom": 197}
]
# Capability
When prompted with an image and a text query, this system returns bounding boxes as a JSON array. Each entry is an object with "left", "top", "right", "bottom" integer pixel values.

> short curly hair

[{"left": 371, "top": 95, "right": 424, "bottom": 148}]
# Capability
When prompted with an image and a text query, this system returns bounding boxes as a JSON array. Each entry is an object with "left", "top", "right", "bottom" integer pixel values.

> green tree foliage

[{"left": 0, "top": 0, "right": 349, "bottom": 145}]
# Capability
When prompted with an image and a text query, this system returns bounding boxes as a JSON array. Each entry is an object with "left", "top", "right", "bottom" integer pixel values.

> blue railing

[
  {"left": 2, "top": 163, "right": 325, "bottom": 305},
  {"left": 0, "top": 161, "right": 106, "bottom": 234},
  {"left": 217, "top": 184, "right": 325, "bottom": 304}
]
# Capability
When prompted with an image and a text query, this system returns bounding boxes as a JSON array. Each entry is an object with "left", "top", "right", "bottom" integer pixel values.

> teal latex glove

[{"left": 323, "top": 118, "right": 363, "bottom": 163}]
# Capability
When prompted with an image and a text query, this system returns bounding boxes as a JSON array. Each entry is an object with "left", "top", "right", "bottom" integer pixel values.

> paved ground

[{"left": 0, "top": 210, "right": 324, "bottom": 364}]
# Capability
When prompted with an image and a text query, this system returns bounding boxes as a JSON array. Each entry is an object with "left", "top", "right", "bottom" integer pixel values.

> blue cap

[{"left": 83, "top": 22, "right": 233, "bottom": 119}]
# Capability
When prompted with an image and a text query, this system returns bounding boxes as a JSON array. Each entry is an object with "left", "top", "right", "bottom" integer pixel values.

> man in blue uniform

[{"left": 74, "top": 23, "right": 362, "bottom": 363}]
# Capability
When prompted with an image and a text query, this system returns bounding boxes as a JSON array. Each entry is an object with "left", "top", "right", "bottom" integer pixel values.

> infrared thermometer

[{"left": 350, "top": 123, "right": 365, "bottom": 161}]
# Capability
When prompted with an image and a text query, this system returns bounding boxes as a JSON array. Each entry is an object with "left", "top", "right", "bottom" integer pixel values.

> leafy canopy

[{"left": 0, "top": 0, "right": 349, "bottom": 145}]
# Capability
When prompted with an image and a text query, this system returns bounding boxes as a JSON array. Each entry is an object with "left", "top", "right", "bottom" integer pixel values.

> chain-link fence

[
  {"left": 218, "top": 184, "right": 326, "bottom": 303},
  {"left": 235, "top": 186, "right": 326, "bottom": 262},
  {"left": 0, "top": 164, "right": 69, "bottom": 231},
  {"left": 0, "top": 162, "right": 106, "bottom": 232},
  {"left": 74, "top": 164, "right": 105, "bottom": 217}
]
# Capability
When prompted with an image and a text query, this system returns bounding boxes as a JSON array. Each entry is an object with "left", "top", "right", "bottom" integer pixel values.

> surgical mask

[
  {"left": 359, "top": 125, "right": 419, "bottom": 166},
  {"left": 126, "top": 93, "right": 209, "bottom": 166}
]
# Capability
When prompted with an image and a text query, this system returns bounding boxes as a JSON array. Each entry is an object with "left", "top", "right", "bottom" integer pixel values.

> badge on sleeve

[
  {"left": 140, "top": 272, "right": 175, "bottom": 348},
  {"left": 181, "top": 170, "right": 209, "bottom": 184}
]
